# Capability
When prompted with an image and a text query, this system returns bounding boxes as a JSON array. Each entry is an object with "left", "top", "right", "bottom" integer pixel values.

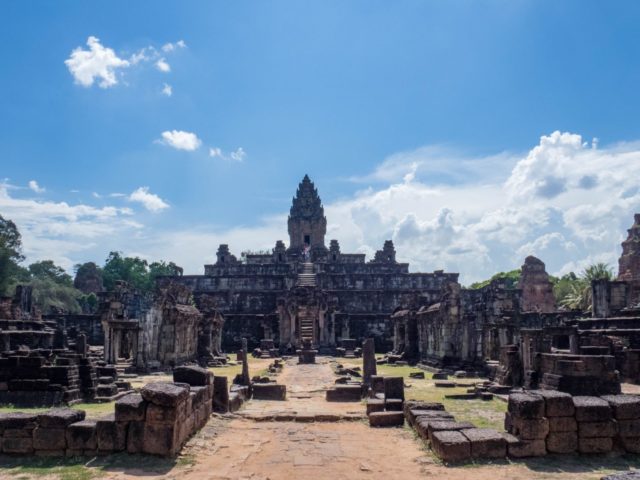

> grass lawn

[{"left": 339, "top": 358, "right": 507, "bottom": 430}]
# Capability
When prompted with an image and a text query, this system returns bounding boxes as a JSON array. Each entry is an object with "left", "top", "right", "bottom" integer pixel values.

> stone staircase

[
  {"left": 297, "top": 262, "right": 317, "bottom": 287},
  {"left": 298, "top": 306, "right": 315, "bottom": 344}
]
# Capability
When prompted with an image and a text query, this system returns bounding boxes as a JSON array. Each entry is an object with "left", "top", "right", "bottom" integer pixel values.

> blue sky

[{"left": 2, "top": 1, "right": 640, "bottom": 283}]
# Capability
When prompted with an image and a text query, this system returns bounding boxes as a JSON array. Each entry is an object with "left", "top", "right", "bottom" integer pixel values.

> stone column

[
  {"left": 363, "top": 338, "right": 377, "bottom": 386},
  {"left": 241, "top": 337, "right": 251, "bottom": 386},
  {"left": 76, "top": 333, "right": 87, "bottom": 357}
]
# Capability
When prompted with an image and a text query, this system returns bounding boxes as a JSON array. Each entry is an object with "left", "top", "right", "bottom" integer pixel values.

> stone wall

[{"left": 0, "top": 366, "right": 214, "bottom": 457}]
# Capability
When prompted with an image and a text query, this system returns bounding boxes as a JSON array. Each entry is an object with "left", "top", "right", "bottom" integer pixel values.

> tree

[
  {"left": 74, "top": 262, "right": 104, "bottom": 294},
  {"left": 28, "top": 260, "right": 73, "bottom": 286},
  {"left": 102, "top": 251, "right": 151, "bottom": 291},
  {"left": 468, "top": 269, "right": 521, "bottom": 290},
  {"left": 555, "top": 263, "right": 613, "bottom": 312},
  {"left": 0, "top": 215, "right": 24, "bottom": 295}
]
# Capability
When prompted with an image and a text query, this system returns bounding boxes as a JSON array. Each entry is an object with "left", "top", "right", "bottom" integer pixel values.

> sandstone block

[
  {"left": 430, "top": 430, "right": 471, "bottom": 462},
  {"left": 409, "top": 409, "right": 453, "bottom": 426},
  {"left": 617, "top": 419, "right": 640, "bottom": 438},
  {"left": 573, "top": 396, "right": 612, "bottom": 422},
  {"left": 126, "top": 421, "right": 144, "bottom": 454},
  {"left": 2, "top": 436, "right": 33, "bottom": 454},
  {"left": 146, "top": 403, "right": 179, "bottom": 424},
  {"left": 385, "top": 398, "right": 403, "bottom": 411},
  {"left": 366, "top": 398, "right": 385, "bottom": 415},
  {"left": 508, "top": 393, "right": 544, "bottom": 418},
  {"left": 96, "top": 414, "right": 127, "bottom": 453},
  {"left": 530, "top": 389, "right": 575, "bottom": 417},
  {"left": 368, "top": 411, "right": 404, "bottom": 427},
  {"left": 33, "top": 427, "right": 66, "bottom": 450},
  {"left": 141, "top": 382, "right": 190, "bottom": 407},
  {"left": 427, "top": 420, "right": 474, "bottom": 441},
  {"left": 601, "top": 395, "right": 640, "bottom": 420},
  {"left": 173, "top": 365, "right": 213, "bottom": 386},
  {"left": 462, "top": 428, "right": 506, "bottom": 458},
  {"left": 66, "top": 420, "right": 97, "bottom": 451},
  {"left": 115, "top": 393, "right": 147, "bottom": 422},
  {"left": 142, "top": 423, "right": 179, "bottom": 456},
  {"left": 546, "top": 431, "right": 577, "bottom": 453},
  {"left": 578, "top": 436, "right": 613, "bottom": 454},
  {"left": 37, "top": 408, "right": 85, "bottom": 428},
  {"left": 548, "top": 416, "right": 577, "bottom": 433},
  {"left": 326, "top": 385, "right": 362, "bottom": 402},
  {"left": 503, "top": 433, "right": 546, "bottom": 458},
  {"left": 619, "top": 436, "right": 640, "bottom": 454},
  {"left": 578, "top": 420, "right": 618, "bottom": 438},
  {"left": 252, "top": 383, "right": 286, "bottom": 400},
  {"left": 383, "top": 376, "right": 404, "bottom": 400},
  {"left": 0, "top": 412, "right": 37, "bottom": 430},
  {"left": 506, "top": 413, "right": 549, "bottom": 440}
]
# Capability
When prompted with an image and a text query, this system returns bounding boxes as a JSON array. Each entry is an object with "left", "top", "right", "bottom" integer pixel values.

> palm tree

[{"left": 558, "top": 263, "right": 613, "bottom": 313}]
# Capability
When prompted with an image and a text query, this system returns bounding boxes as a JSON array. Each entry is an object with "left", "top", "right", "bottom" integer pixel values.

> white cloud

[
  {"left": 161, "top": 83, "right": 172, "bottom": 97},
  {"left": 160, "top": 130, "right": 201, "bottom": 151},
  {"left": 64, "top": 36, "right": 130, "bottom": 88},
  {"left": 162, "top": 40, "right": 187, "bottom": 52},
  {"left": 209, "top": 146, "right": 247, "bottom": 162},
  {"left": 28, "top": 180, "right": 45, "bottom": 194},
  {"left": 128, "top": 187, "right": 169, "bottom": 212},
  {"left": 155, "top": 58, "right": 171, "bottom": 73}
]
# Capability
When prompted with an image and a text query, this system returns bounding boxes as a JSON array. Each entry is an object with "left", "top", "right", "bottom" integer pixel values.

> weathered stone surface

[
  {"left": 530, "top": 389, "right": 575, "bottom": 417},
  {"left": 617, "top": 419, "right": 640, "bottom": 437},
  {"left": 173, "top": 365, "right": 213, "bottom": 386},
  {"left": 427, "top": 420, "right": 474, "bottom": 441},
  {"left": 548, "top": 416, "right": 577, "bottom": 433},
  {"left": 408, "top": 409, "right": 453, "bottom": 426},
  {"left": 252, "top": 383, "right": 286, "bottom": 400},
  {"left": 578, "top": 420, "right": 618, "bottom": 438},
  {"left": 2, "top": 436, "right": 33, "bottom": 454},
  {"left": 546, "top": 431, "right": 578, "bottom": 453},
  {"left": 37, "top": 408, "right": 85, "bottom": 428},
  {"left": 462, "top": 428, "right": 507, "bottom": 458},
  {"left": 326, "top": 385, "right": 362, "bottom": 402},
  {"left": 601, "top": 472, "right": 640, "bottom": 480},
  {"left": 503, "top": 433, "right": 546, "bottom": 458},
  {"left": 619, "top": 436, "right": 640, "bottom": 454},
  {"left": 66, "top": 420, "right": 97, "bottom": 451},
  {"left": 385, "top": 398, "right": 403, "bottom": 411},
  {"left": 115, "top": 393, "right": 147, "bottom": 422},
  {"left": 362, "top": 338, "right": 377, "bottom": 384},
  {"left": 368, "top": 411, "right": 404, "bottom": 427},
  {"left": 0, "top": 412, "right": 37, "bottom": 429},
  {"left": 506, "top": 413, "right": 549, "bottom": 440},
  {"left": 601, "top": 395, "right": 640, "bottom": 420},
  {"left": 573, "top": 396, "right": 612, "bottom": 422},
  {"left": 508, "top": 393, "right": 544, "bottom": 418},
  {"left": 579, "top": 436, "right": 613, "bottom": 454},
  {"left": 366, "top": 398, "right": 385, "bottom": 415},
  {"left": 33, "top": 427, "right": 66, "bottom": 450},
  {"left": 126, "top": 421, "right": 144, "bottom": 454},
  {"left": 141, "top": 383, "right": 189, "bottom": 407},
  {"left": 430, "top": 430, "right": 471, "bottom": 462},
  {"left": 383, "top": 377, "right": 404, "bottom": 401},
  {"left": 142, "top": 423, "right": 179, "bottom": 456},
  {"left": 96, "top": 414, "right": 127, "bottom": 453},
  {"left": 213, "top": 376, "right": 229, "bottom": 413},
  {"left": 146, "top": 403, "right": 180, "bottom": 424}
]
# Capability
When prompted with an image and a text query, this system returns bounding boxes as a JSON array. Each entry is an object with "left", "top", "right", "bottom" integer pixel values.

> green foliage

[
  {"left": 28, "top": 260, "right": 73, "bottom": 286},
  {"left": 25, "top": 276, "right": 82, "bottom": 314},
  {"left": 0, "top": 214, "right": 24, "bottom": 295},
  {"left": 102, "top": 252, "right": 182, "bottom": 292},
  {"left": 468, "top": 269, "right": 521, "bottom": 289},
  {"left": 554, "top": 263, "right": 614, "bottom": 312}
]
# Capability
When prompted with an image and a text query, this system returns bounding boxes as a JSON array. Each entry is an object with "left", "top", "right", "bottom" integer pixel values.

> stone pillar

[
  {"left": 241, "top": 338, "right": 250, "bottom": 386},
  {"left": 76, "top": 333, "right": 87, "bottom": 357},
  {"left": 363, "top": 338, "right": 377, "bottom": 386}
]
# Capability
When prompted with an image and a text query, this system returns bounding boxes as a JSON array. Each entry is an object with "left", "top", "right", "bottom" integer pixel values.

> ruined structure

[
  {"left": 518, "top": 256, "right": 556, "bottom": 313},
  {"left": 172, "top": 175, "right": 458, "bottom": 352}
]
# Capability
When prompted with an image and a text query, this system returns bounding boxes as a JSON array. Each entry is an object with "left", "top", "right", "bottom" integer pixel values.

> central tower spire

[{"left": 287, "top": 175, "right": 327, "bottom": 259}]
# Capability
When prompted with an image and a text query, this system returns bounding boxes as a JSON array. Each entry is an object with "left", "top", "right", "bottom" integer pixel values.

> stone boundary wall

[
  {"left": 0, "top": 366, "right": 214, "bottom": 457},
  {"left": 404, "top": 391, "right": 640, "bottom": 462}
]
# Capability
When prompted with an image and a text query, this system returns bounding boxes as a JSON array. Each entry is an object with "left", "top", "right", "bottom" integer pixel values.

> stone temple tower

[{"left": 287, "top": 175, "right": 327, "bottom": 259}]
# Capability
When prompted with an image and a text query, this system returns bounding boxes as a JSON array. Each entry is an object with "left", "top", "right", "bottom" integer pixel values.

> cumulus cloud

[
  {"left": 162, "top": 40, "right": 187, "bottom": 52},
  {"left": 128, "top": 187, "right": 169, "bottom": 212},
  {"left": 155, "top": 58, "right": 171, "bottom": 72},
  {"left": 160, "top": 130, "right": 201, "bottom": 151},
  {"left": 65, "top": 36, "right": 130, "bottom": 88},
  {"left": 229, "top": 147, "right": 246, "bottom": 162},
  {"left": 28, "top": 180, "right": 45, "bottom": 193},
  {"left": 161, "top": 83, "right": 172, "bottom": 97}
]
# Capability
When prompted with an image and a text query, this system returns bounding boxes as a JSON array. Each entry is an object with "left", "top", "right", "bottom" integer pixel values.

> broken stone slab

[
  {"left": 37, "top": 408, "right": 85, "bottom": 428},
  {"left": 508, "top": 393, "right": 544, "bottom": 419},
  {"left": 573, "top": 396, "right": 612, "bottom": 422},
  {"left": 252, "top": 383, "right": 286, "bottom": 400},
  {"left": 409, "top": 371, "right": 425, "bottom": 379},
  {"left": 408, "top": 409, "right": 454, "bottom": 426},
  {"left": 430, "top": 430, "right": 471, "bottom": 462},
  {"left": 503, "top": 433, "right": 546, "bottom": 458},
  {"left": 213, "top": 376, "right": 229, "bottom": 413},
  {"left": 173, "top": 365, "right": 213, "bottom": 386},
  {"left": 385, "top": 398, "right": 403, "bottom": 411},
  {"left": 141, "top": 382, "right": 190, "bottom": 407},
  {"left": 546, "top": 431, "right": 578, "bottom": 453},
  {"left": 326, "top": 385, "right": 362, "bottom": 402},
  {"left": 427, "top": 420, "right": 475, "bottom": 441},
  {"left": 462, "top": 428, "right": 507, "bottom": 458},
  {"left": 366, "top": 398, "right": 385, "bottom": 415},
  {"left": 383, "top": 376, "right": 404, "bottom": 401},
  {"left": 578, "top": 420, "right": 618, "bottom": 438},
  {"left": 601, "top": 395, "right": 640, "bottom": 420},
  {"left": 530, "top": 389, "right": 575, "bottom": 417},
  {"left": 434, "top": 381, "right": 456, "bottom": 388},
  {"left": 368, "top": 411, "right": 404, "bottom": 427},
  {"left": 432, "top": 372, "right": 449, "bottom": 380},
  {"left": 115, "top": 393, "right": 147, "bottom": 422},
  {"left": 403, "top": 400, "right": 445, "bottom": 416}
]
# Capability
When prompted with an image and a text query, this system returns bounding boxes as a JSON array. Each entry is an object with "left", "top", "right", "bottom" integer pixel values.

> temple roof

[{"left": 289, "top": 175, "right": 324, "bottom": 220}]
